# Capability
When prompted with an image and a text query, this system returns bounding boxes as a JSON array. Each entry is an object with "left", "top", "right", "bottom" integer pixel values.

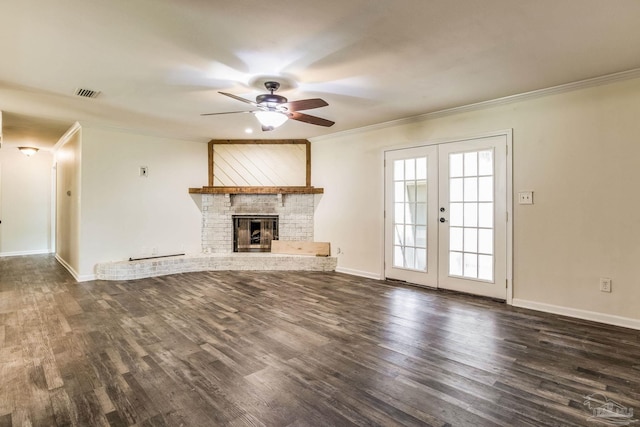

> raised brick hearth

[{"left": 95, "top": 253, "right": 336, "bottom": 280}]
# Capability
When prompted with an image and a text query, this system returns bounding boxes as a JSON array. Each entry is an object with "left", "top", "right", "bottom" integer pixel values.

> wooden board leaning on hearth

[{"left": 270, "top": 241, "right": 331, "bottom": 257}]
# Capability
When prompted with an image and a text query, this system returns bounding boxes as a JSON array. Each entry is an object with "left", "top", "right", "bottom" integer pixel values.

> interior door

[{"left": 384, "top": 135, "right": 508, "bottom": 300}]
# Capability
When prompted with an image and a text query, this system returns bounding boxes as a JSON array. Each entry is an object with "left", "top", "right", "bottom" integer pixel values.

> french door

[{"left": 384, "top": 135, "right": 509, "bottom": 300}]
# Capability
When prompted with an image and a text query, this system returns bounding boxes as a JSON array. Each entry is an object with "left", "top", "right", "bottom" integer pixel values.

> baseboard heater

[{"left": 128, "top": 253, "right": 185, "bottom": 262}]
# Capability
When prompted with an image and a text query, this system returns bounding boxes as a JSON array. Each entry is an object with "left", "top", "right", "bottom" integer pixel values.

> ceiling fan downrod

[{"left": 256, "top": 81, "right": 287, "bottom": 105}]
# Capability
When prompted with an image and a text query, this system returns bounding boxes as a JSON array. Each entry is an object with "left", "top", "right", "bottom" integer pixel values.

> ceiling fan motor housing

[
  {"left": 256, "top": 93, "right": 287, "bottom": 105},
  {"left": 257, "top": 81, "right": 287, "bottom": 105}
]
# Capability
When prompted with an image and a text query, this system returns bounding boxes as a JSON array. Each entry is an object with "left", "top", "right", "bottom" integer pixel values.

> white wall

[
  {"left": 77, "top": 126, "right": 207, "bottom": 279},
  {"left": 312, "top": 76, "right": 640, "bottom": 326},
  {"left": 0, "top": 144, "right": 53, "bottom": 256}
]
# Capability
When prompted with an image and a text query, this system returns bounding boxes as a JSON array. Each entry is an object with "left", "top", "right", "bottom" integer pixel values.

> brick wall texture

[{"left": 201, "top": 194, "right": 315, "bottom": 253}]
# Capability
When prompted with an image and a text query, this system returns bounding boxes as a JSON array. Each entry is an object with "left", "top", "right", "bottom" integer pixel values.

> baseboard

[
  {"left": 0, "top": 249, "right": 52, "bottom": 257},
  {"left": 55, "top": 254, "right": 79, "bottom": 280},
  {"left": 335, "top": 266, "right": 382, "bottom": 280},
  {"left": 512, "top": 298, "right": 640, "bottom": 331},
  {"left": 77, "top": 273, "right": 97, "bottom": 282},
  {"left": 54, "top": 254, "right": 95, "bottom": 282}
]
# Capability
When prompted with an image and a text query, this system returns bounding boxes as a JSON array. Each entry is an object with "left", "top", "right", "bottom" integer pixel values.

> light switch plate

[{"left": 518, "top": 191, "right": 533, "bottom": 204}]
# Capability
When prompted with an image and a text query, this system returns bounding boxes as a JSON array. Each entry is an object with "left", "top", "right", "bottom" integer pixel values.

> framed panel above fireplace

[
  {"left": 209, "top": 139, "right": 310, "bottom": 187},
  {"left": 189, "top": 139, "right": 323, "bottom": 195}
]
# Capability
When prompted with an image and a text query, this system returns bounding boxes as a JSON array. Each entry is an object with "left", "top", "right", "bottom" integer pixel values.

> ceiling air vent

[{"left": 74, "top": 88, "right": 101, "bottom": 98}]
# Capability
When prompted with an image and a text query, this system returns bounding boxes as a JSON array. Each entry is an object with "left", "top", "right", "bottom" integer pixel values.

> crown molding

[{"left": 311, "top": 68, "right": 640, "bottom": 142}]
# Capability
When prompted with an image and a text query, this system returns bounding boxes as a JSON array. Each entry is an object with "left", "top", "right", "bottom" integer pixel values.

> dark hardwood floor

[{"left": 1, "top": 255, "right": 639, "bottom": 426}]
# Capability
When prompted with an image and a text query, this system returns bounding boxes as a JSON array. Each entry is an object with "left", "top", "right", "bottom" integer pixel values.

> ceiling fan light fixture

[
  {"left": 208, "top": 82, "right": 333, "bottom": 128},
  {"left": 18, "top": 146, "right": 39, "bottom": 157},
  {"left": 254, "top": 111, "right": 288, "bottom": 129}
]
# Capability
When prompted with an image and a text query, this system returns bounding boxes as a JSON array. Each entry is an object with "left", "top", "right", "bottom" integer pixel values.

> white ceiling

[{"left": 1, "top": 0, "right": 640, "bottom": 148}]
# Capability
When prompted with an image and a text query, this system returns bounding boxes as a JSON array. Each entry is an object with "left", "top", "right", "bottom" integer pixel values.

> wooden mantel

[{"left": 189, "top": 186, "right": 323, "bottom": 194}]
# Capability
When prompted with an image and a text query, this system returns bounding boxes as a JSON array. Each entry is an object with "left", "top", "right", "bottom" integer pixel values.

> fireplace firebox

[{"left": 233, "top": 215, "right": 279, "bottom": 252}]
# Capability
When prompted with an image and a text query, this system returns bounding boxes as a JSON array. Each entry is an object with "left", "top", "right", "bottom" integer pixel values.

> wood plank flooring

[{"left": 1, "top": 255, "right": 639, "bottom": 426}]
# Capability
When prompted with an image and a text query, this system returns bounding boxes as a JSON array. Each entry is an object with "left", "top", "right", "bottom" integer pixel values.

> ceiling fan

[{"left": 201, "top": 81, "right": 334, "bottom": 131}]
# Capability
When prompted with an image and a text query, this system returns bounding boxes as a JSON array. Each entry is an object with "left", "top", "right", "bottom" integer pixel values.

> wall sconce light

[{"left": 18, "top": 146, "right": 39, "bottom": 157}]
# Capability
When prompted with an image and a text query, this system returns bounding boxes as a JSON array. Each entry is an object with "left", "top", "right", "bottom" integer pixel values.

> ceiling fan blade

[
  {"left": 288, "top": 111, "right": 335, "bottom": 127},
  {"left": 282, "top": 98, "right": 328, "bottom": 111},
  {"left": 200, "top": 110, "right": 254, "bottom": 116},
  {"left": 219, "top": 91, "right": 259, "bottom": 107}
]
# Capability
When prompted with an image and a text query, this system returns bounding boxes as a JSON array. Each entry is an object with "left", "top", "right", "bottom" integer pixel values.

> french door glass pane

[
  {"left": 394, "top": 203, "right": 404, "bottom": 223},
  {"left": 416, "top": 158, "right": 427, "bottom": 180},
  {"left": 404, "top": 247, "right": 416, "bottom": 269},
  {"left": 394, "top": 225, "right": 404, "bottom": 245},
  {"left": 464, "top": 178, "right": 478, "bottom": 201},
  {"left": 393, "top": 156, "right": 429, "bottom": 271},
  {"left": 450, "top": 178, "right": 463, "bottom": 201},
  {"left": 416, "top": 226, "right": 427, "bottom": 247},
  {"left": 416, "top": 181, "right": 427, "bottom": 202},
  {"left": 463, "top": 228, "right": 478, "bottom": 252},
  {"left": 448, "top": 149, "right": 494, "bottom": 281},
  {"left": 405, "top": 225, "right": 415, "bottom": 246},
  {"left": 478, "top": 150, "right": 493, "bottom": 175},
  {"left": 478, "top": 254, "right": 493, "bottom": 281},
  {"left": 464, "top": 253, "right": 478, "bottom": 277},
  {"left": 478, "top": 229, "right": 493, "bottom": 255},
  {"left": 450, "top": 203, "right": 463, "bottom": 226},
  {"left": 463, "top": 203, "right": 478, "bottom": 227},
  {"left": 416, "top": 203, "right": 427, "bottom": 224},
  {"left": 450, "top": 153, "right": 463, "bottom": 177},
  {"left": 394, "top": 246, "right": 403, "bottom": 267},
  {"left": 478, "top": 177, "right": 493, "bottom": 201},
  {"left": 450, "top": 227, "right": 463, "bottom": 251},
  {"left": 464, "top": 152, "right": 478, "bottom": 176},
  {"left": 449, "top": 251, "right": 463, "bottom": 276},
  {"left": 406, "top": 203, "right": 417, "bottom": 224},
  {"left": 416, "top": 249, "right": 427, "bottom": 270},
  {"left": 394, "top": 160, "right": 404, "bottom": 180},
  {"left": 394, "top": 182, "right": 405, "bottom": 202},
  {"left": 405, "top": 159, "right": 415, "bottom": 180},
  {"left": 478, "top": 203, "right": 493, "bottom": 228}
]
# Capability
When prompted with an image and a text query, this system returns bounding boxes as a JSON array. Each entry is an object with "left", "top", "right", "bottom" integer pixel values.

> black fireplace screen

[{"left": 233, "top": 216, "right": 279, "bottom": 252}]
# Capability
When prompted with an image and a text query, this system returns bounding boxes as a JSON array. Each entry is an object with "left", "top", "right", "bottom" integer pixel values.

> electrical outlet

[
  {"left": 140, "top": 166, "right": 148, "bottom": 177},
  {"left": 518, "top": 191, "right": 534, "bottom": 204},
  {"left": 599, "top": 277, "right": 612, "bottom": 293}
]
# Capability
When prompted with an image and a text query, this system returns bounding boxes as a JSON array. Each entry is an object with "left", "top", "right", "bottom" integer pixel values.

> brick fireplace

[{"left": 201, "top": 193, "right": 315, "bottom": 254}]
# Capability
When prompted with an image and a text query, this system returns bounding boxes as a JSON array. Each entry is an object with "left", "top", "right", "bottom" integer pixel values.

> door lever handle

[{"left": 439, "top": 217, "right": 446, "bottom": 223}]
